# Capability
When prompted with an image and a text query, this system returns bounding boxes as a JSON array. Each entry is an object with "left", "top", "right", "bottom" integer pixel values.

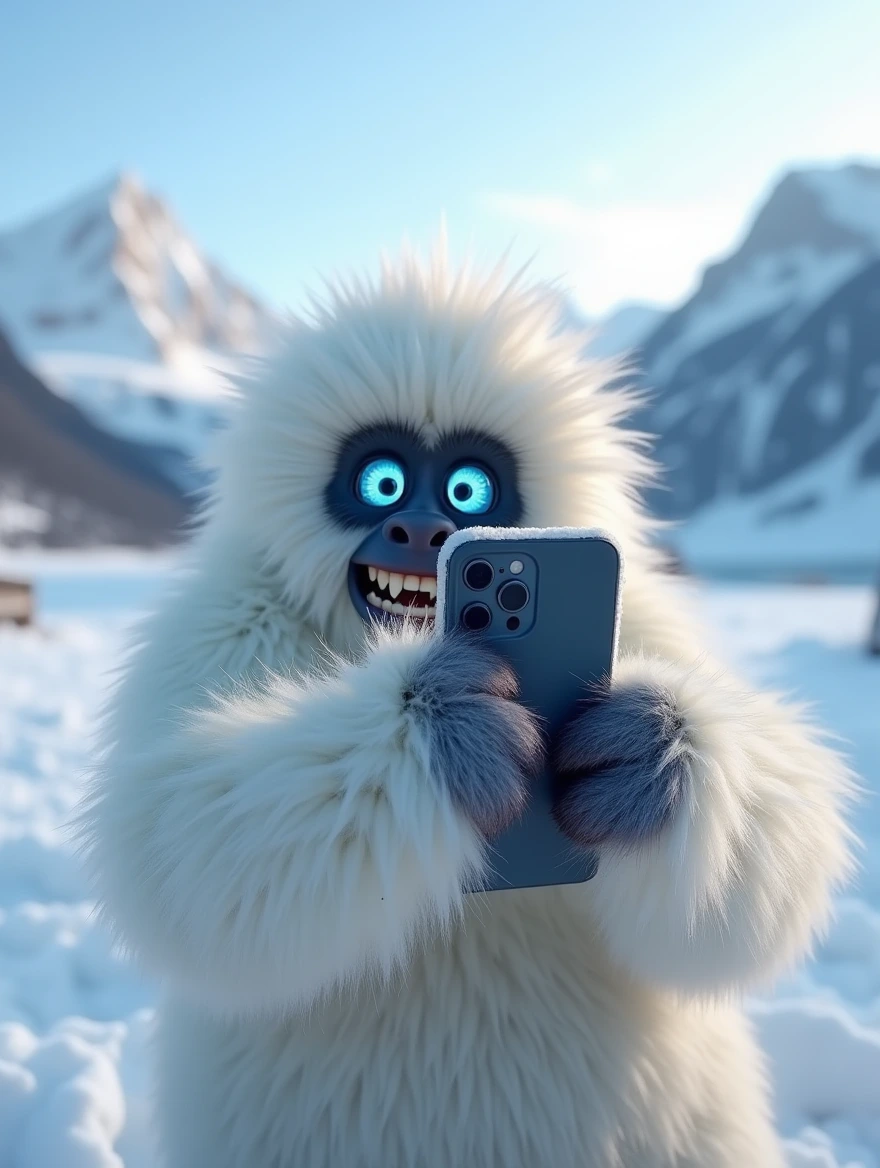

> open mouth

[{"left": 354, "top": 564, "right": 437, "bottom": 620}]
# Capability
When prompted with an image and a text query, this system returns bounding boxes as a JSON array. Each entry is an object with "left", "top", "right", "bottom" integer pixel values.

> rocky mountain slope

[
  {"left": 629, "top": 162, "right": 880, "bottom": 577},
  {"left": 0, "top": 173, "right": 276, "bottom": 489},
  {"left": 0, "top": 325, "right": 189, "bottom": 548}
]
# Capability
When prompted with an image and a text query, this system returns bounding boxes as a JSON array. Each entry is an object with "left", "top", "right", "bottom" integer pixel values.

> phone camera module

[
  {"left": 463, "top": 559, "right": 494, "bottom": 591},
  {"left": 497, "top": 580, "right": 529, "bottom": 612},
  {"left": 460, "top": 602, "right": 492, "bottom": 631}
]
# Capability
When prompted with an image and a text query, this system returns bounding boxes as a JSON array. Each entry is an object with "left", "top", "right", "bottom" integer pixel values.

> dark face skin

[{"left": 325, "top": 423, "right": 523, "bottom": 624}]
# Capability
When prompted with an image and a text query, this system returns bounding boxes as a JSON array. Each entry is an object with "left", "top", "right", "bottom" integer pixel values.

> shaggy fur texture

[
  {"left": 78, "top": 252, "right": 856, "bottom": 1168},
  {"left": 552, "top": 680, "right": 690, "bottom": 849},
  {"left": 406, "top": 631, "right": 544, "bottom": 836}
]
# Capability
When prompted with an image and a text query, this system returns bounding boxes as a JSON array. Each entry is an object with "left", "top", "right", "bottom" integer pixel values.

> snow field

[{"left": 0, "top": 572, "right": 878, "bottom": 1166}]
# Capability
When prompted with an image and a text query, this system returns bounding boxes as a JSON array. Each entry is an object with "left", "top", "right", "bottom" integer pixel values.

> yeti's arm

[
  {"left": 554, "top": 574, "right": 856, "bottom": 995},
  {"left": 81, "top": 626, "right": 541, "bottom": 1014}
]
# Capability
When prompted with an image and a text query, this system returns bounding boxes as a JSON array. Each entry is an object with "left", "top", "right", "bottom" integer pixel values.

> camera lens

[
  {"left": 497, "top": 580, "right": 529, "bottom": 612},
  {"left": 463, "top": 559, "right": 494, "bottom": 591},
  {"left": 461, "top": 602, "right": 492, "bottom": 631}
]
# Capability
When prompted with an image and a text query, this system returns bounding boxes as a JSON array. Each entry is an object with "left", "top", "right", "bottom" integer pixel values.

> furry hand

[
  {"left": 405, "top": 632, "right": 544, "bottom": 837},
  {"left": 551, "top": 680, "right": 691, "bottom": 851}
]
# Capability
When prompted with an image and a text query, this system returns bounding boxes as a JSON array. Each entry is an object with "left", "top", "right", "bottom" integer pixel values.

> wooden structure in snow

[{"left": 0, "top": 578, "right": 34, "bottom": 626}]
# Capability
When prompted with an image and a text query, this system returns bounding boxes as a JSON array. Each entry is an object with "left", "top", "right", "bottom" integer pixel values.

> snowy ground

[{"left": 0, "top": 561, "right": 879, "bottom": 1167}]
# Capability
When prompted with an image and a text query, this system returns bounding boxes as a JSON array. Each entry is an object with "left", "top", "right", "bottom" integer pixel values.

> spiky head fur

[{"left": 207, "top": 248, "right": 660, "bottom": 650}]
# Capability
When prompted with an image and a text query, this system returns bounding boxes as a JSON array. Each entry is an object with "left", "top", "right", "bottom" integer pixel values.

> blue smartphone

[{"left": 437, "top": 527, "right": 622, "bottom": 893}]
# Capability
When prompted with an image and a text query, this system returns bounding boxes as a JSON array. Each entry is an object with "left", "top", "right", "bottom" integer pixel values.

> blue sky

[{"left": 2, "top": 0, "right": 878, "bottom": 316}]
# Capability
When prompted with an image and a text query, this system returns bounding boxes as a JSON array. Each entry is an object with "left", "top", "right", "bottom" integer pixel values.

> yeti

[{"left": 80, "top": 252, "right": 854, "bottom": 1167}]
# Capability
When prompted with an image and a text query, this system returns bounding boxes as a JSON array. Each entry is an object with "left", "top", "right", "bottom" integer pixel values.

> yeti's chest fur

[{"left": 205, "top": 896, "right": 684, "bottom": 1167}]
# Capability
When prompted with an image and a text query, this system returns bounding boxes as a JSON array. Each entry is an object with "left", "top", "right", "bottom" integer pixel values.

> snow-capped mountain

[
  {"left": 0, "top": 324, "right": 189, "bottom": 548},
  {"left": 632, "top": 161, "right": 880, "bottom": 578},
  {"left": 3, "top": 163, "right": 879, "bottom": 570},
  {"left": 0, "top": 171, "right": 274, "bottom": 362},
  {"left": 0, "top": 173, "right": 278, "bottom": 487}
]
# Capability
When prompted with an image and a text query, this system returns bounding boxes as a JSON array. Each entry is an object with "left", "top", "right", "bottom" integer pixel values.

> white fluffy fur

[{"left": 78, "top": 252, "right": 855, "bottom": 1167}]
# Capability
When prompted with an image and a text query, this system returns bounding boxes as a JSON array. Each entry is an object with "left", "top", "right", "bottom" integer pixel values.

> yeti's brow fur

[
  {"left": 330, "top": 420, "right": 521, "bottom": 460},
  {"left": 331, "top": 419, "right": 422, "bottom": 461}
]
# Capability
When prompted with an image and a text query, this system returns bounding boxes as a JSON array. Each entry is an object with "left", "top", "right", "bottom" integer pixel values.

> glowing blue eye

[
  {"left": 357, "top": 458, "right": 406, "bottom": 506},
  {"left": 446, "top": 465, "right": 494, "bottom": 514}
]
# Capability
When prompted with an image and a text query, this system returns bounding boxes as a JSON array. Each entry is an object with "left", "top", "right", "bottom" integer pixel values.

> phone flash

[{"left": 509, "top": 560, "right": 524, "bottom": 575}]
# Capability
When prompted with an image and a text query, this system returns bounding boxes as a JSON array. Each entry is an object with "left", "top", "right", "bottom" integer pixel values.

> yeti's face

[
  {"left": 325, "top": 423, "right": 522, "bottom": 624},
  {"left": 214, "top": 256, "right": 651, "bottom": 643}
]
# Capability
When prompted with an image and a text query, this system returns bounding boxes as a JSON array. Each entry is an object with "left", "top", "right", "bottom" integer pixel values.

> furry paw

[
  {"left": 405, "top": 632, "right": 544, "bottom": 837},
  {"left": 551, "top": 682, "right": 691, "bottom": 850}
]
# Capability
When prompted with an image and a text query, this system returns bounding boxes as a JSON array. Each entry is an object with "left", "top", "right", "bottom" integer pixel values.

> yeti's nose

[{"left": 382, "top": 511, "right": 457, "bottom": 550}]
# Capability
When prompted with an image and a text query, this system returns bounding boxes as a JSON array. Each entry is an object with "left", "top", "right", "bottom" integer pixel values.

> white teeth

[{"left": 363, "top": 567, "right": 437, "bottom": 617}]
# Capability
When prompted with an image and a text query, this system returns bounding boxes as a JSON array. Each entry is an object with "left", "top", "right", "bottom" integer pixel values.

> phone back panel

[{"left": 438, "top": 528, "right": 622, "bottom": 892}]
